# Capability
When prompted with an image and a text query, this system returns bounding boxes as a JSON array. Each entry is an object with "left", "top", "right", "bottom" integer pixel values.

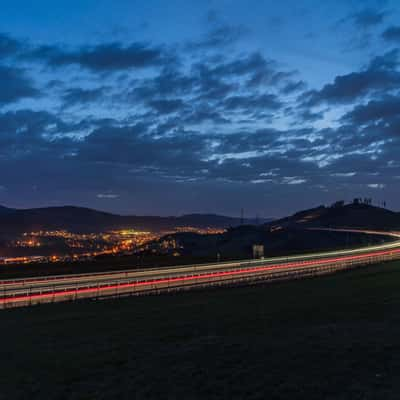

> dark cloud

[
  {"left": 128, "top": 51, "right": 290, "bottom": 125},
  {"left": 0, "top": 65, "right": 39, "bottom": 104},
  {"left": 147, "top": 98, "right": 185, "bottom": 114},
  {"left": 342, "top": 95, "right": 400, "bottom": 125},
  {"left": 62, "top": 87, "right": 105, "bottom": 107},
  {"left": 187, "top": 9, "right": 247, "bottom": 51},
  {"left": 126, "top": 51, "right": 291, "bottom": 127},
  {"left": 77, "top": 124, "right": 209, "bottom": 177},
  {"left": 0, "top": 109, "right": 76, "bottom": 160},
  {"left": 336, "top": 8, "right": 389, "bottom": 51},
  {"left": 204, "top": 52, "right": 290, "bottom": 87},
  {"left": 303, "top": 50, "right": 400, "bottom": 106},
  {"left": 206, "top": 153, "right": 315, "bottom": 184},
  {"left": 1, "top": 25, "right": 399, "bottom": 214},
  {"left": 130, "top": 68, "right": 195, "bottom": 100},
  {"left": 349, "top": 9, "right": 387, "bottom": 28},
  {"left": 325, "top": 153, "right": 388, "bottom": 176},
  {"left": 0, "top": 33, "right": 23, "bottom": 57},
  {"left": 212, "top": 128, "right": 281, "bottom": 154},
  {"left": 183, "top": 105, "right": 228, "bottom": 125},
  {"left": 1, "top": 103, "right": 397, "bottom": 214},
  {"left": 27, "top": 42, "right": 173, "bottom": 72},
  {"left": 194, "top": 64, "right": 237, "bottom": 100},
  {"left": 298, "top": 109, "right": 324, "bottom": 123},
  {"left": 368, "top": 49, "right": 399, "bottom": 70},
  {"left": 341, "top": 103, "right": 400, "bottom": 141},
  {"left": 382, "top": 25, "right": 400, "bottom": 42},
  {"left": 222, "top": 93, "right": 282, "bottom": 112},
  {"left": 281, "top": 80, "right": 307, "bottom": 94},
  {"left": 187, "top": 24, "right": 247, "bottom": 50}
]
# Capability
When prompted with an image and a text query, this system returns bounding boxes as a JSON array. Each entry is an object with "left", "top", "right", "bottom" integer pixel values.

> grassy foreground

[{"left": 1, "top": 261, "right": 400, "bottom": 399}]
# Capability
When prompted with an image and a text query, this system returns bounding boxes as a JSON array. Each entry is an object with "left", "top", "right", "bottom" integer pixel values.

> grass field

[{"left": 1, "top": 261, "right": 400, "bottom": 399}]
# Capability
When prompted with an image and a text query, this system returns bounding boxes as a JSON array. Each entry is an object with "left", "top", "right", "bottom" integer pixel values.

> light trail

[
  {"left": 2, "top": 229, "right": 399, "bottom": 288},
  {"left": 1, "top": 231, "right": 400, "bottom": 308}
]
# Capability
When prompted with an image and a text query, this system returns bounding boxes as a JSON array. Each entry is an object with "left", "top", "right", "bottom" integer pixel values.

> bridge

[{"left": 1, "top": 229, "right": 400, "bottom": 309}]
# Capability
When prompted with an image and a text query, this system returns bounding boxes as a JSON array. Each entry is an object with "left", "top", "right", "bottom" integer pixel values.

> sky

[{"left": 1, "top": 0, "right": 400, "bottom": 217}]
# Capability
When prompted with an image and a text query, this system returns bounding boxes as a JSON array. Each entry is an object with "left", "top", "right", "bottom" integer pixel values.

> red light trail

[{"left": 1, "top": 246, "right": 399, "bottom": 306}]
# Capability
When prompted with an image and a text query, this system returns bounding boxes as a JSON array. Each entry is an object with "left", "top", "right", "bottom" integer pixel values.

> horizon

[
  {"left": 0, "top": 1, "right": 399, "bottom": 215},
  {"left": 0, "top": 201, "right": 279, "bottom": 219},
  {"left": 0, "top": 197, "right": 395, "bottom": 220}
]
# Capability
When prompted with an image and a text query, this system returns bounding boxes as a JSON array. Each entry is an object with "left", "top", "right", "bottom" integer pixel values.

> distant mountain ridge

[
  {"left": 0, "top": 201, "right": 396, "bottom": 237},
  {"left": 0, "top": 206, "right": 16, "bottom": 215},
  {"left": 0, "top": 205, "right": 272, "bottom": 234}
]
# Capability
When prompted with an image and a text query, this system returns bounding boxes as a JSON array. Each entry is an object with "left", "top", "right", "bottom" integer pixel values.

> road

[{"left": 1, "top": 229, "right": 400, "bottom": 309}]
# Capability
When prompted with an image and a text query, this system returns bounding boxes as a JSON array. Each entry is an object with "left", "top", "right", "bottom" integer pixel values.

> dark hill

[
  {"left": 150, "top": 203, "right": 400, "bottom": 260},
  {"left": 0, "top": 205, "right": 270, "bottom": 234},
  {"left": 266, "top": 203, "right": 400, "bottom": 230},
  {"left": 0, "top": 206, "right": 16, "bottom": 215},
  {"left": 152, "top": 225, "right": 389, "bottom": 260}
]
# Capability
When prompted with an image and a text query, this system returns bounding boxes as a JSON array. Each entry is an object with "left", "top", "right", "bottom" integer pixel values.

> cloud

[
  {"left": 97, "top": 193, "right": 120, "bottom": 199},
  {"left": 130, "top": 68, "right": 196, "bottom": 100},
  {"left": 147, "top": 98, "right": 185, "bottom": 114},
  {"left": 27, "top": 42, "right": 174, "bottom": 72},
  {"left": 183, "top": 105, "right": 228, "bottom": 125},
  {"left": 349, "top": 9, "right": 388, "bottom": 28},
  {"left": 186, "top": 9, "right": 248, "bottom": 51},
  {"left": 62, "top": 87, "right": 105, "bottom": 107},
  {"left": 1, "top": 104, "right": 398, "bottom": 211},
  {"left": 193, "top": 64, "right": 238, "bottom": 100},
  {"left": 367, "top": 183, "right": 385, "bottom": 189},
  {"left": 302, "top": 50, "right": 400, "bottom": 106},
  {"left": 1, "top": 27, "right": 400, "bottom": 214},
  {"left": 281, "top": 80, "right": 307, "bottom": 94},
  {"left": 297, "top": 109, "right": 324, "bottom": 123},
  {"left": 222, "top": 93, "right": 282, "bottom": 112},
  {"left": 0, "top": 65, "right": 39, "bottom": 104},
  {"left": 186, "top": 24, "right": 248, "bottom": 50},
  {"left": 342, "top": 95, "right": 400, "bottom": 125},
  {"left": 335, "top": 8, "right": 388, "bottom": 50},
  {"left": 204, "top": 52, "right": 289, "bottom": 86},
  {"left": 0, "top": 33, "right": 23, "bottom": 57},
  {"left": 382, "top": 25, "right": 400, "bottom": 42},
  {"left": 0, "top": 109, "right": 78, "bottom": 158}
]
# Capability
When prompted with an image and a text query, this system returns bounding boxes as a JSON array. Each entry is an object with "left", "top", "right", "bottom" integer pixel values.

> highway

[{"left": 1, "top": 229, "right": 400, "bottom": 309}]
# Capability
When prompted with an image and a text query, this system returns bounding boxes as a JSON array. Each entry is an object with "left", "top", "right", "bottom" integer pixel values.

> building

[{"left": 252, "top": 244, "right": 264, "bottom": 259}]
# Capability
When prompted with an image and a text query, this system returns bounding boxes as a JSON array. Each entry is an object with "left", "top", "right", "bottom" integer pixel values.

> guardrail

[
  {"left": 2, "top": 245, "right": 400, "bottom": 309},
  {"left": 2, "top": 229, "right": 400, "bottom": 287}
]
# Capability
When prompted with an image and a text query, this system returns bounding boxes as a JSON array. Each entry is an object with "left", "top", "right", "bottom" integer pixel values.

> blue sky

[{"left": 0, "top": 0, "right": 400, "bottom": 216}]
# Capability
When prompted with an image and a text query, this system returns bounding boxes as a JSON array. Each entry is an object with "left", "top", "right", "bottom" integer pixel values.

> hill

[
  {"left": 0, "top": 206, "right": 16, "bottom": 215},
  {"left": 152, "top": 225, "right": 388, "bottom": 260},
  {"left": 0, "top": 205, "right": 270, "bottom": 234},
  {"left": 149, "top": 202, "right": 399, "bottom": 260},
  {"left": 267, "top": 202, "right": 400, "bottom": 230}
]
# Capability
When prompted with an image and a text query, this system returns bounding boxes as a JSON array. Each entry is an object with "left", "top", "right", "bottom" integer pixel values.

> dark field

[{"left": 2, "top": 261, "right": 400, "bottom": 399}]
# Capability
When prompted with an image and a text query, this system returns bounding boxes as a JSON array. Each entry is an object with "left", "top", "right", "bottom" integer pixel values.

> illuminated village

[{"left": 0, "top": 227, "right": 226, "bottom": 265}]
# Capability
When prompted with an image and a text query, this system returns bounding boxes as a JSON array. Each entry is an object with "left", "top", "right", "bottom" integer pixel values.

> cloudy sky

[{"left": 1, "top": 0, "right": 400, "bottom": 217}]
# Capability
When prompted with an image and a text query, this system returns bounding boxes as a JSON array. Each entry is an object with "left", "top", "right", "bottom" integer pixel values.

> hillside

[
  {"left": 150, "top": 203, "right": 399, "bottom": 259},
  {"left": 0, "top": 205, "right": 269, "bottom": 234},
  {"left": 0, "top": 206, "right": 16, "bottom": 215},
  {"left": 267, "top": 202, "right": 400, "bottom": 230},
  {"left": 154, "top": 226, "right": 389, "bottom": 260}
]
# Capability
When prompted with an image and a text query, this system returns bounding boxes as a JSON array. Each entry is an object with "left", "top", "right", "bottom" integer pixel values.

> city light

[{"left": 0, "top": 226, "right": 225, "bottom": 265}]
